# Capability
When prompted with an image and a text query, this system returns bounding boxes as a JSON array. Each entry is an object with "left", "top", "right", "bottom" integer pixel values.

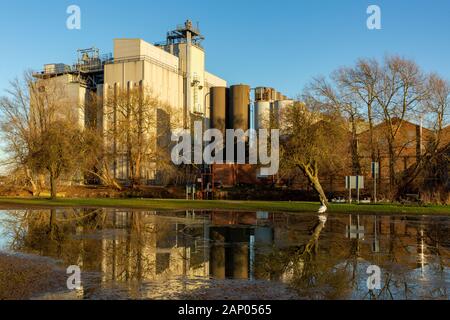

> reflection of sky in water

[
  {"left": 0, "top": 211, "right": 10, "bottom": 250},
  {"left": 337, "top": 260, "right": 450, "bottom": 300},
  {"left": 0, "top": 209, "right": 449, "bottom": 300}
]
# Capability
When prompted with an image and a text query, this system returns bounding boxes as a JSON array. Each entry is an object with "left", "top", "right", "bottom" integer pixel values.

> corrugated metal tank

[
  {"left": 210, "top": 86, "right": 228, "bottom": 134},
  {"left": 228, "top": 84, "right": 250, "bottom": 131},
  {"left": 255, "top": 101, "right": 271, "bottom": 130},
  {"left": 271, "top": 102, "right": 280, "bottom": 129},
  {"left": 255, "top": 87, "right": 275, "bottom": 102},
  {"left": 270, "top": 89, "right": 277, "bottom": 101},
  {"left": 254, "top": 87, "right": 265, "bottom": 102}
]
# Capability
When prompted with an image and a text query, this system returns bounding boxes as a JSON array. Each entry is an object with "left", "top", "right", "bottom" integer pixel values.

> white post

[
  {"left": 357, "top": 185, "right": 360, "bottom": 204},
  {"left": 349, "top": 182, "right": 352, "bottom": 204},
  {"left": 374, "top": 173, "right": 377, "bottom": 203},
  {"left": 372, "top": 162, "right": 378, "bottom": 203}
]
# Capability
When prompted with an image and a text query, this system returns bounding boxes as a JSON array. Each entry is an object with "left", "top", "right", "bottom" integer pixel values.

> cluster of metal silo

[
  {"left": 210, "top": 84, "right": 292, "bottom": 132},
  {"left": 209, "top": 84, "right": 250, "bottom": 164},
  {"left": 210, "top": 84, "right": 251, "bottom": 133},
  {"left": 253, "top": 87, "right": 291, "bottom": 130}
]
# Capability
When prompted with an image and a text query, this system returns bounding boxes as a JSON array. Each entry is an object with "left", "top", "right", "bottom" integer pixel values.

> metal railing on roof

[
  {"left": 175, "top": 23, "right": 201, "bottom": 35},
  {"left": 74, "top": 53, "right": 113, "bottom": 73}
]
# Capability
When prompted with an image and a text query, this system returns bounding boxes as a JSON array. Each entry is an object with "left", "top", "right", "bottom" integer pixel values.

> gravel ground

[{"left": 0, "top": 252, "right": 67, "bottom": 300}]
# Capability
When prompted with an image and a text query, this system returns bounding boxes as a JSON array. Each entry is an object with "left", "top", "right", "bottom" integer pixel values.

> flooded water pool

[{"left": 0, "top": 209, "right": 449, "bottom": 300}]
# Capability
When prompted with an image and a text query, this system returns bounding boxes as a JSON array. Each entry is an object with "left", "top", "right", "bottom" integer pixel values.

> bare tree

[
  {"left": 308, "top": 76, "right": 362, "bottom": 175},
  {"left": 423, "top": 74, "right": 450, "bottom": 150},
  {"left": 396, "top": 74, "right": 450, "bottom": 200},
  {"left": 80, "top": 92, "right": 123, "bottom": 190},
  {"left": 372, "top": 56, "right": 428, "bottom": 196},
  {"left": 104, "top": 85, "right": 180, "bottom": 189},
  {"left": 0, "top": 71, "right": 100, "bottom": 198},
  {"left": 27, "top": 121, "right": 98, "bottom": 198},
  {"left": 338, "top": 59, "right": 381, "bottom": 163},
  {"left": 0, "top": 73, "right": 40, "bottom": 194},
  {"left": 310, "top": 56, "right": 448, "bottom": 201}
]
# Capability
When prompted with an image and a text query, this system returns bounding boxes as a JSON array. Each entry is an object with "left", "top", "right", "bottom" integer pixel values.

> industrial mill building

[{"left": 33, "top": 20, "right": 293, "bottom": 188}]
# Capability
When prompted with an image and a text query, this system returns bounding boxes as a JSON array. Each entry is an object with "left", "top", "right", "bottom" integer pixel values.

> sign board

[
  {"left": 345, "top": 176, "right": 365, "bottom": 190},
  {"left": 186, "top": 184, "right": 196, "bottom": 200}
]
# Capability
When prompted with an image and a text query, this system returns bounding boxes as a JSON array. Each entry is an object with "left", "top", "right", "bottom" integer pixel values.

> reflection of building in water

[
  {"left": 13, "top": 209, "right": 449, "bottom": 299},
  {"left": 209, "top": 211, "right": 274, "bottom": 280},
  {"left": 210, "top": 227, "right": 250, "bottom": 279},
  {"left": 99, "top": 211, "right": 210, "bottom": 282},
  {"left": 97, "top": 210, "right": 277, "bottom": 284},
  {"left": 327, "top": 214, "right": 450, "bottom": 278}
]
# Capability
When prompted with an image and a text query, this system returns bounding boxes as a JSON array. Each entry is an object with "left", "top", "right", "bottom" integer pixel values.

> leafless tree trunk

[
  {"left": 299, "top": 161, "right": 329, "bottom": 208},
  {"left": 373, "top": 56, "right": 428, "bottom": 199},
  {"left": 104, "top": 85, "right": 179, "bottom": 188}
]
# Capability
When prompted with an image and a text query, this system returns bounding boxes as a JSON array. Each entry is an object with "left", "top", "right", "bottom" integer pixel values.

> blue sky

[{"left": 0, "top": 0, "right": 450, "bottom": 98}]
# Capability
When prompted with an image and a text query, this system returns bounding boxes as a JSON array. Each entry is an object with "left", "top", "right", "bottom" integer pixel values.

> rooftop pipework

[
  {"left": 155, "top": 20, "right": 205, "bottom": 49},
  {"left": 33, "top": 47, "right": 112, "bottom": 89},
  {"left": 75, "top": 47, "right": 112, "bottom": 73}
]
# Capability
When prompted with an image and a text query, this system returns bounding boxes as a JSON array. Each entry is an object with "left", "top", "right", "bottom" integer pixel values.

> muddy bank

[{"left": 0, "top": 252, "right": 67, "bottom": 300}]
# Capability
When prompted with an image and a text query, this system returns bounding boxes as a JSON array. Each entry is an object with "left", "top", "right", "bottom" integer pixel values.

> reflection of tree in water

[
  {"left": 364, "top": 216, "right": 448, "bottom": 300},
  {"left": 6, "top": 209, "right": 103, "bottom": 253},
  {"left": 3, "top": 210, "right": 203, "bottom": 284},
  {"left": 2, "top": 210, "right": 123, "bottom": 297},
  {"left": 257, "top": 214, "right": 450, "bottom": 300},
  {"left": 259, "top": 217, "right": 352, "bottom": 299},
  {"left": 355, "top": 215, "right": 448, "bottom": 300},
  {"left": 2, "top": 211, "right": 448, "bottom": 300}
]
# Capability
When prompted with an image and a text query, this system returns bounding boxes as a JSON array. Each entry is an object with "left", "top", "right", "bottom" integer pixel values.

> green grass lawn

[{"left": 0, "top": 197, "right": 448, "bottom": 215}]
